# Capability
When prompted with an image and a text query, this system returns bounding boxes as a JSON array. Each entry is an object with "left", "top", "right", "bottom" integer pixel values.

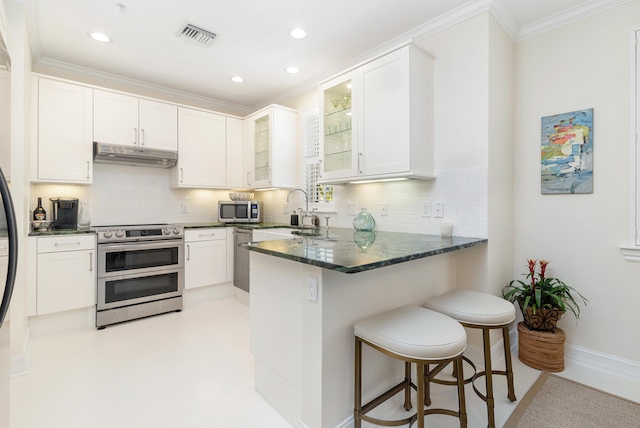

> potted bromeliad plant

[{"left": 503, "top": 259, "right": 588, "bottom": 332}]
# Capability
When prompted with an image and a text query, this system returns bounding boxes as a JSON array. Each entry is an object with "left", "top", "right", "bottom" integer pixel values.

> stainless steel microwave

[{"left": 218, "top": 201, "right": 261, "bottom": 223}]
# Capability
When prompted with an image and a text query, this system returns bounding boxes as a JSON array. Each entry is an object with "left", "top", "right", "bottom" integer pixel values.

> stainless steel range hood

[{"left": 93, "top": 142, "right": 178, "bottom": 168}]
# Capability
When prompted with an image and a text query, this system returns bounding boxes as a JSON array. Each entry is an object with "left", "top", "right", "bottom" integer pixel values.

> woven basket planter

[{"left": 517, "top": 322, "right": 566, "bottom": 372}]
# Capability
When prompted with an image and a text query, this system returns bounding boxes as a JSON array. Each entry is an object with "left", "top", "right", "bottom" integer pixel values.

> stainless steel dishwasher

[{"left": 234, "top": 228, "right": 252, "bottom": 292}]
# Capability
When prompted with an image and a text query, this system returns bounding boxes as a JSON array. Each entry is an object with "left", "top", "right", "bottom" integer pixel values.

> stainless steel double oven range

[{"left": 94, "top": 224, "right": 184, "bottom": 329}]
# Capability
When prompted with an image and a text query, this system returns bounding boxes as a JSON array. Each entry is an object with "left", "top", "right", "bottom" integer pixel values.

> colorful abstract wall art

[{"left": 541, "top": 108, "right": 593, "bottom": 194}]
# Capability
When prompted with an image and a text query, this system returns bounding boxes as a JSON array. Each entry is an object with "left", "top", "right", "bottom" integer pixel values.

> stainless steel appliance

[
  {"left": 49, "top": 197, "right": 79, "bottom": 229},
  {"left": 0, "top": 165, "right": 17, "bottom": 425},
  {"left": 94, "top": 224, "right": 184, "bottom": 328},
  {"left": 218, "top": 200, "right": 261, "bottom": 223},
  {"left": 234, "top": 228, "right": 252, "bottom": 292},
  {"left": 93, "top": 142, "right": 178, "bottom": 168}
]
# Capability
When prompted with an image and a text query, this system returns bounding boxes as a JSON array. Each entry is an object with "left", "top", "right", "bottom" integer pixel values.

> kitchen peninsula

[{"left": 247, "top": 228, "right": 487, "bottom": 428}]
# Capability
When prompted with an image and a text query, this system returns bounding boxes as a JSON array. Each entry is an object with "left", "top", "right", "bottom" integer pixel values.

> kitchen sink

[{"left": 292, "top": 229, "right": 321, "bottom": 237}]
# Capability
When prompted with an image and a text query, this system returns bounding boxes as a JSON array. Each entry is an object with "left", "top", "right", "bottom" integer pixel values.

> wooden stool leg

[
  {"left": 455, "top": 356, "right": 468, "bottom": 428},
  {"left": 502, "top": 325, "right": 517, "bottom": 402},
  {"left": 354, "top": 337, "right": 362, "bottom": 428},
  {"left": 417, "top": 363, "right": 425, "bottom": 428},
  {"left": 482, "top": 328, "right": 495, "bottom": 428}
]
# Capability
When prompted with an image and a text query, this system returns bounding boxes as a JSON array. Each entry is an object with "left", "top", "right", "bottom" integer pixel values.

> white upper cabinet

[
  {"left": 36, "top": 78, "right": 93, "bottom": 183},
  {"left": 226, "top": 117, "right": 244, "bottom": 189},
  {"left": 319, "top": 44, "right": 435, "bottom": 184},
  {"left": 171, "top": 107, "right": 226, "bottom": 188},
  {"left": 319, "top": 71, "right": 357, "bottom": 182},
  {"left": 243, "top": 104, "right": 297, "bottom": 189},
  {"left": 94, "top": 89, "right": 177, "bottom": 151}
]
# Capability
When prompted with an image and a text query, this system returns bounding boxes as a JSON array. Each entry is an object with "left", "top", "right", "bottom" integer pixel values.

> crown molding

[
  {"left": 489, "top": 0, "right": 520, "bottom": 41},
  {"left": 515, "top": 0, "right": 633, "bottom": 42},
  {"left": 32, "top": 57, "right": 253, "bottom": 115}
]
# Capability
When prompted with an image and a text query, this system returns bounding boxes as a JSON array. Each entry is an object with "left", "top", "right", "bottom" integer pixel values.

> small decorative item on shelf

[
  {"left": 353, "top": 231, "right": 376, "bottom": 252},
  {"left": 503, "top": 259, "right": 588, "bottom": 332},
  {"left": 353, "top": 208, "right": 375, "bottom": 231}
]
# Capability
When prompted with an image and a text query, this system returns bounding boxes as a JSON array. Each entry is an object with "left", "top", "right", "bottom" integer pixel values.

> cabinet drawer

[
  {"left": 37, "top": 235, "right": 96, "bottom": 253},
  {"left": 185, "top": 228, "right": 227, "bottom": 243}
]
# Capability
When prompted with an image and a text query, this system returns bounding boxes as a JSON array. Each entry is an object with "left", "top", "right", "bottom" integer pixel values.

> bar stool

[
  {"left": 354, "top": 305, "right": 468, "bottom": 428},
  {"left": 423, "top": 289, "right": 516, "bottom": 428}
]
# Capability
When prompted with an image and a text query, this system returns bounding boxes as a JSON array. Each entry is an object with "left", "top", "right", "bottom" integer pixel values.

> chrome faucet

[{"left": 287, "top": 189, "right": 311, "bottom": 227}]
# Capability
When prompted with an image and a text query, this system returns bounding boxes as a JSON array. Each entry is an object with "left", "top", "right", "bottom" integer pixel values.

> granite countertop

[
  {"left": 246, "top": 227, "right": 487, "bottom": 274},
  {"left": 28, "top": 228, "right": 95, "bottom": 237},
  {"left": 180, "top": 222, "right": 303, "bottom": 230}
]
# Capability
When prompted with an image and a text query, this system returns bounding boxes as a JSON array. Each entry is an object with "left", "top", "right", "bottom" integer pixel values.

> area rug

[{"left": 503, "top": 371, "right": 640, "bottom": 427}]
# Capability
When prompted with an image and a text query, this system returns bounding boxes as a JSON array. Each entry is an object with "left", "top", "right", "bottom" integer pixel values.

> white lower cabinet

[
  {"left": 36, "top": 235, "right": 96, "bottom": 315},
  {"left": 185, "top": 228, "right": 228, "bottom": 290}
]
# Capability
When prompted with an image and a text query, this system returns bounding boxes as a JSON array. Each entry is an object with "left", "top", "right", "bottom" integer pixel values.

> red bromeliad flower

[
  {"left": 539, "top": 260, "right": 549, "bottom": 282},
  {"left": 527, "top": 259, "right": 537, "bottom": 288}
]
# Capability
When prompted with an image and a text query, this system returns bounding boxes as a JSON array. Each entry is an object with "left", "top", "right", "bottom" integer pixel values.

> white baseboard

[{"left": 10, "top": 327, "right": 31, "bottom": 378}]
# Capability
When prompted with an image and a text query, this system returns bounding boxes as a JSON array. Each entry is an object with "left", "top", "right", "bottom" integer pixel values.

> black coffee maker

[{"left": 49, "top": 197, "right": 79, "bottom": 229}]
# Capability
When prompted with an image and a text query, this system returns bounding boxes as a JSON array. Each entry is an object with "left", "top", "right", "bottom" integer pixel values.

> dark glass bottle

[{"left": 33, "top": 197, "right": 46, "bottom": 221}]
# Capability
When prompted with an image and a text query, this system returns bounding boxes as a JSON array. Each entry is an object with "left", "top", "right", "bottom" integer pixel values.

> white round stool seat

[
  {"left": 354, "top": 305, "right": 466, "bottom": 360},
  {"left": 423, "top": 289, "right": 515, "bottom": 327}
]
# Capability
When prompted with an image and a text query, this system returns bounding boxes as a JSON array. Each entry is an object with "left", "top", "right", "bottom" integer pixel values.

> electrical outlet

[
  {"left": 181, "top": 202, "right": 190, "bottom": 214},
  {"left": 284, "top": 203, "right": 289, "bottom": 214},
  {"left": 381, "top": 203, "right": 388, "bottom": 216},
  {"left": 348, "top": 202, "right": 358, "bottom": 215},
  {"left": 307, "top": 276, "right": 318, "bottom": 303},
  {"left": 434, "top": 202, "right": 444, "bottom": 218},
  {"left": 421, "top": 201, "right": 431, "bottom": 217}
]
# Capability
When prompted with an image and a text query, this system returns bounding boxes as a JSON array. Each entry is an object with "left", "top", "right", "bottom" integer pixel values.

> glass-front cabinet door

[
  {"left": 319, "top": 71, "right": 358, "bottom": 182},
  {"left": 253, "top": 112, "right": 271, "bottom": 186}
]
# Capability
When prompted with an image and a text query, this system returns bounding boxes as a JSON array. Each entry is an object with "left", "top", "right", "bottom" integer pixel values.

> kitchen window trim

[
  {"left": 301, "top": 106, "right": 337, "bottom": 214},
  {"left": 622, "top": 27, "right": 640, "bottom": 262}
]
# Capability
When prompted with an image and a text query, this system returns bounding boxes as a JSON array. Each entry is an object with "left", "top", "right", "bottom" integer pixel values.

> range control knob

[
  {"left": 162, "top": 228, "right": 171, "bottom": 235},
  {"left": 172, "top": 228, "right": 180, "bottom": 235},
  {"left": 103, "top": 231, "right": 113, "bottom": 239},
  {"left": 115, "top": 230, "right": 125, "bottom": 238}
]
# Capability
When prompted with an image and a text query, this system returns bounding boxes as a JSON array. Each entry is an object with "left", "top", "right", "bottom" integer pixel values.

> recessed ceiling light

[
  {"left": 230, "top": 76, "right": 245, "bottom": 83},
  {"left": 285, "top": 66, "right": 300, "bottom": 74},
  {"left": 290, "top": 28, "right": 308, "bottom": 39},
  {"left": 89, "top": 32, "right": 111, "bottom": 43}
]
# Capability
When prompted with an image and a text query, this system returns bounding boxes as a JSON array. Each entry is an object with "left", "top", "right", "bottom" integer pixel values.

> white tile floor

[{"left": 10, "top": 298, "right": 639, "bottom": 428}]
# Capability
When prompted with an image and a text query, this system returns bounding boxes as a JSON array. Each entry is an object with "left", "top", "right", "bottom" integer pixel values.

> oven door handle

[{"left": 98, "top": 239, "right": 184, "bottom": 252}]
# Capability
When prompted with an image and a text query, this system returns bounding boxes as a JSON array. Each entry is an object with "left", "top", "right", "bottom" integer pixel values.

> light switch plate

[
  {"left": 434, "top": 202, "right": 444, "bottom": 218},
  {"left": 421, "top": 201, "right": 431, "bottom": 217},
  {"left": 307, "top": 276, "right": 318, "bottom": 303}
]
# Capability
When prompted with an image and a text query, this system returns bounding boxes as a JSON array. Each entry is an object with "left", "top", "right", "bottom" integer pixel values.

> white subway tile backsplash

[{"left": 29, "top": 166, "right": 487, "bottom": 238}]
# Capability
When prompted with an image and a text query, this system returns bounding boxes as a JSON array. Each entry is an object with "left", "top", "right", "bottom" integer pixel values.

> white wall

[
  {"left": 514, "top": 2, "right": 640, "bottom": 362},
  {"left": 7, "top": 0, "right": 32, "bottom": 362}
]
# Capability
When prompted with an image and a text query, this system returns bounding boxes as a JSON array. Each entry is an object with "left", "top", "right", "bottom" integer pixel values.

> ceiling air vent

[{"left": 179, "top": 24, "right": 217, "bottom": 46}]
